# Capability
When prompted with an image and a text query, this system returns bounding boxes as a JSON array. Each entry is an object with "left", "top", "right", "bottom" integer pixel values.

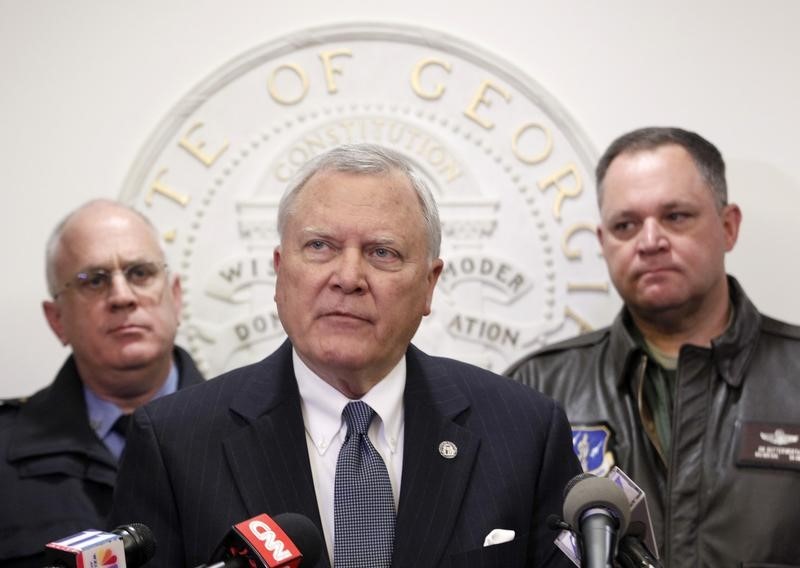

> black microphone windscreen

[
  {"left": 563, "top": 472, "right": 596, "bottom": 498},
  {"left": 272, "top": 513, "right": 323, "bottom": 568}
]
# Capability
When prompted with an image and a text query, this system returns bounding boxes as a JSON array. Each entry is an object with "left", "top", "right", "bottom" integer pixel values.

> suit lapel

[
  {"left": 218, "top": 343, "right": 478, "bottom": 568},
  {"left": 221, "top": 341, "right": 329, "bottom": 567},
  {"left": 393, "top": 347, "right": 479, "bottom": 568}
]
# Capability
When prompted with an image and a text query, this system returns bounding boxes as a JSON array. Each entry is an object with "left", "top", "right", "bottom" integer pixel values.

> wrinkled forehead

[
  {"left": 57, "top": 210, "right": 165, "bottom": 271},
  {"left": 599, "top": 146, "right": 712, "bottom": 207},
  {"left": 297, "top": 169, "right": 420, "bottom": 212}
]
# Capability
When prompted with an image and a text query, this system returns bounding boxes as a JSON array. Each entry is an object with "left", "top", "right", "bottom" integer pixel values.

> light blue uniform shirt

[{"left": 84, "top": 362, "right": 178, "bottom": 460}]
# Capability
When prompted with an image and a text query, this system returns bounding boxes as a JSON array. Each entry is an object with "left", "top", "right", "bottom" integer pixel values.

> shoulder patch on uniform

[{"left": 571, "top": 423, "right": 616, "bottom": 476}]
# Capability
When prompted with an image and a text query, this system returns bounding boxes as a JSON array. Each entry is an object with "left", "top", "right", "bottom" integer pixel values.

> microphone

[
  {"left": 616, "top": 524, "right": 662, "bottom": 568},
  {"left": 195, "top": 512, "right": 323, "bottom": 568},
  {"left": 562, "top": 473, "right": 630, "bottom": 568},
  {"left": 113, "top": 524, "right": 158, "bottom": 567},
  {"left": 606, "top": 469, "right": 660, "bottom": 566},
  {"left": 43, "top": 523, "right": 156, "bottom": 568}
]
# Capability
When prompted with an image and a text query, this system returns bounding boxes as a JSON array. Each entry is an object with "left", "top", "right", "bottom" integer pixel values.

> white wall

[{"left": 1, "top": 0, "right": 798, "bottom": 397}]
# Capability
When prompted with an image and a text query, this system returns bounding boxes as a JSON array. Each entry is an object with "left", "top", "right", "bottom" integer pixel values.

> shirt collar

[
  {"left": 294, "top": 349, "right": 406, "bottom": 456},
  {"left": 84, "top": 361, "right": 179, "bottom": 437}
]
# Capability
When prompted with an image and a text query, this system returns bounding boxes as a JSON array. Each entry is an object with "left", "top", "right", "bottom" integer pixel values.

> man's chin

[
  {"left": 629, "top": 294, "right": 690, "bottom": 320},
  {"left": 316, "top": 351, "right": 373, "bottom": 373},
  {"left": 306, "top": 342, "right": 394, "bottom": 377},
  {"left": 110, "top": 345, "right": 165, "bottom": 371},
  {"left": 630, "top": 277, "right": 686, "bottom": 303}
]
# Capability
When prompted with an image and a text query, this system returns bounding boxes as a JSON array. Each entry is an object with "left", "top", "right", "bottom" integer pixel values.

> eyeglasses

[{"left": 54, "top": 261, "right": 168, "bottom": 299}]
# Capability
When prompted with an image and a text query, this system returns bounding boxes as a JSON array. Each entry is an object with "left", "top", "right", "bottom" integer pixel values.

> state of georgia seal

[{"left": 120, "top": 23, "right": 620, "bottom": 378}]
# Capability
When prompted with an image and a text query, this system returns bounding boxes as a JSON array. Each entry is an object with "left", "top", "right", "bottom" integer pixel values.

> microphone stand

[{"left": 615, "top": 534, "right": 662, "bottom": 568}]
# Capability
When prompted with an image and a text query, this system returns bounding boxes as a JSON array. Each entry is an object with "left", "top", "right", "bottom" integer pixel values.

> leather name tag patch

[{"left": 736, "top": 421, "right": 800, "bottom": 471}]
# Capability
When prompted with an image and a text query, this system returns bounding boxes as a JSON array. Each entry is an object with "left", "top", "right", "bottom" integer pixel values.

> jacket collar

[
  {"left": 610, "top": 275, "right": 760, "bottom": 389},
  {"left": 608, "top": 310, "right": 644, "bottom": 389},
  {"left": 8, "top": 346, "right": 205, "bottom": 467},
  {"left": 173, "top": 345, "right": 206, "bottom": 389},
  {"left": 710, "top": 276, "right": 761, "bottom": 388},
  {"left": 224, "top": 341, "right": 473, "bottom": 423},
  {"left": 8, "top": 356, "right": 115, "bottom": 468}
]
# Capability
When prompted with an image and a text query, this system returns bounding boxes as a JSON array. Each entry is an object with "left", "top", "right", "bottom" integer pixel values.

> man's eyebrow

[
  {"left": 605, "top": 199, "right": 696, "bottom": 216},
  {"left": 660, "top": 199, "right": 696, "bottom": 210},
  {"left": 75, "top": 257, "right": 155, "bottom": 272},
  {"left": 602, "top": 208, "right": 636, "bottom": 221},
  {"left": 299, "top": 226, "right": 329, "bottom": 237}
]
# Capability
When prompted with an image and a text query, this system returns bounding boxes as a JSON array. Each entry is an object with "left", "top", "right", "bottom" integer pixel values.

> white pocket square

[{"left": 483, "top": 528, "right": 516, "bottom": 547}]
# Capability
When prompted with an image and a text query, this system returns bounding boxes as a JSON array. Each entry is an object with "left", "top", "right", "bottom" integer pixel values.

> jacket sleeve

[{"left": 529, "top": 399, "right": 581, "bottom": 567}]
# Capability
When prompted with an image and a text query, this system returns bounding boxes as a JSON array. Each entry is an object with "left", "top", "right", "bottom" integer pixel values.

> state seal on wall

[{"left": 120, "top": 23, "right": 619, "bottom": 378}]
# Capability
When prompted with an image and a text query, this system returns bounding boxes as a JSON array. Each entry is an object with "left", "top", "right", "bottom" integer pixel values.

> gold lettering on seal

[
  {"left": 562, "top": 222, "right": 599, "bottom": 260},
  {"left": 145, "top": 169, "right": 190, "bottom": 208},
  {"left": 564, "top": 306, "right": 594, "bottom": 334},
  {"left": 463, "top": 79, "right": 511, "bottom": 130},
  {"left": 319, "top": 49, "right": 353, "bottom": 93},
  {"left": 538, "top": 163, "right": 583, "bottom": 221},
  {"left": 512, "top": 123, "right": 553, "bottom": 165},
  {"left": 268, "top": 63, "right": 310, "bottom": 105},
  {"left": 410, "top": 58, "right": 452, "bottom": 100},
  {"left": 179, "top": 122, "right": 229, "bottom": 167},
  {"left": 567, "top": 282, "right": 609, "bottom": 293}
]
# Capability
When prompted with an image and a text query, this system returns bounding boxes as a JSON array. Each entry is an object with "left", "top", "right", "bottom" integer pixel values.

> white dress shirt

[{"left": 294, "top": 350, "right": 405, "bottom": 564}]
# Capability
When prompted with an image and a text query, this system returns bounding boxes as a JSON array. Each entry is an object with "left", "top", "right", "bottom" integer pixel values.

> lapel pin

[{"left": 439, "top": 441, "right": 458, "bottom": 459}]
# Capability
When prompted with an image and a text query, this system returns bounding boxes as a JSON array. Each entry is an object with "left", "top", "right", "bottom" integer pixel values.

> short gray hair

[
  {"left": 596, "top": 126, "right": 728, "bottom": 210},
  {"left": 277, "top": 144, "right": 442, "bottom": 259},
  {"left": 45, "top": 199, "right": 164, "bottom": 297}
]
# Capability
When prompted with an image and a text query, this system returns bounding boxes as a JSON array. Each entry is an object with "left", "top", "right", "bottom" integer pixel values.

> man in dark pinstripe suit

[{"left": 110, "top": 144, "right": 580, "bottom": 567}]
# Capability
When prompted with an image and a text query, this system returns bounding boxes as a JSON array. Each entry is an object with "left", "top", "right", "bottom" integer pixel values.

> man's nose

[
  {"left": 107, "top": 272, "right": 138, "bottom": 306},
  {"left": 637, "top": 218, "right": 668, "bottom": 253},
  {"left": 332, "top": 249, "right": 367, "bottom": 293}
]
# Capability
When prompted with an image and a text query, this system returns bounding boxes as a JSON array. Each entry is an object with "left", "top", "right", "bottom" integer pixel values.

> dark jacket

[
  {"left": 0, "top": 347, "right": 204, "bottom": 567},
  {"left": 506, "top": 277, "right": 800, "bottom": 567},
  {"left": 109, "top": 340, "right": 580, "bottom": 568}
]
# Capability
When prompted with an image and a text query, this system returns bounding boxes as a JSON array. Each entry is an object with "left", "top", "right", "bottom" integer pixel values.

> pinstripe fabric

[{"left": 109, "top": 340, "right": 580, "bottom": 568}]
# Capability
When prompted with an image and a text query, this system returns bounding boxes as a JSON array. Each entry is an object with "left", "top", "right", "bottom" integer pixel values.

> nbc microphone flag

[{"left": 45, "top": 529, "right": 127, "bottom": 568}]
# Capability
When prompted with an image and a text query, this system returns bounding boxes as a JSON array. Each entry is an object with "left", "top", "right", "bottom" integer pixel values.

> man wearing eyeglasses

[{"left": 0, "top": 199, "right": 204, "bottom": 568}]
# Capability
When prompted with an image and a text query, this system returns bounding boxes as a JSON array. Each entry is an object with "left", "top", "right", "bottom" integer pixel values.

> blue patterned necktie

[{"left": 333, "top": 401, "right": 396, "bottom": 568}]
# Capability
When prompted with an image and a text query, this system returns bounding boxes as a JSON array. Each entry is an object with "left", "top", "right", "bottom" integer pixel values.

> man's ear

[
  {"left": 721, "top": 203, "right": 742, "bottom": 251},
  {"left": 273, "top": 246, "right": 282, "bottom": 272},
  {"left": 43, "top": 300, "right": 69, "bottom": 346},
  {"left": 273, "top": 247, "right": 282, "bottom": 303},
  {"left": 596, "top": 224, "right": 604, "bottom": 246},
  {"left": 169, "top": 273, "right": 183, "bottom": 323},
  {"left": 422, "top": 258, "right": 444, "bottom": 316}
]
